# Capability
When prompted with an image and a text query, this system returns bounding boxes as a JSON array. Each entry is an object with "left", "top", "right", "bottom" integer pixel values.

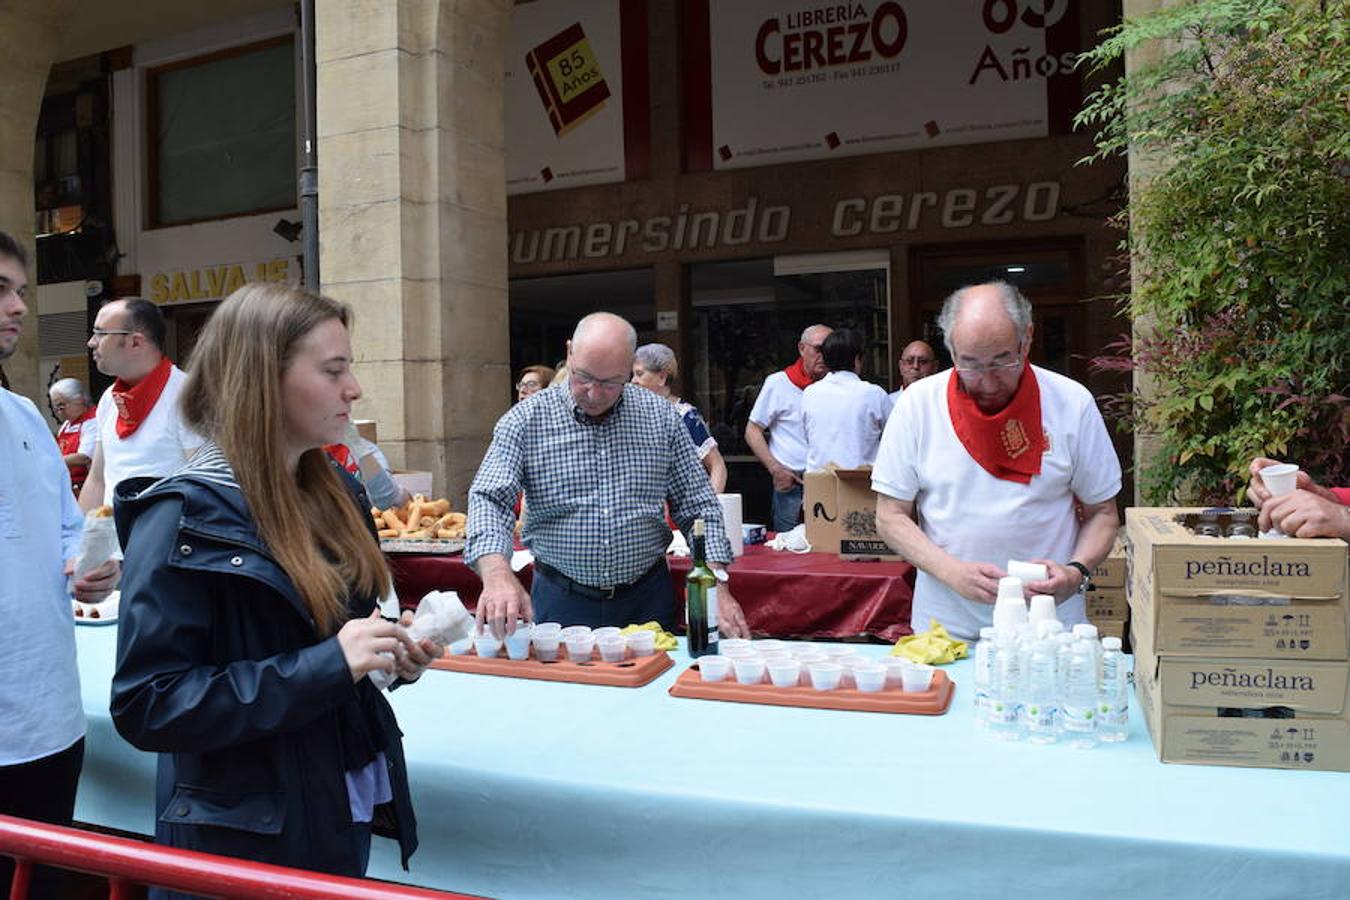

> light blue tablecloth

[{"left": 73, "top": 626, "right": 1350, "bottom": 899}]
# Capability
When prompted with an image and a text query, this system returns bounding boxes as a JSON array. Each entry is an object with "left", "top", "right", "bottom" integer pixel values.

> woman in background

[{"left": 632, "top": 342, "right": 728, "bottom": 493}]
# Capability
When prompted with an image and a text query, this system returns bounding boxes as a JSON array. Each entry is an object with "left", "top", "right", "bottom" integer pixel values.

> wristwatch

[
  {"left": 712, "top": 567, "right": 730, "bottom": 584},
  {"left": 1065, "top": 560, "right": 1094, "bottom": 592}
]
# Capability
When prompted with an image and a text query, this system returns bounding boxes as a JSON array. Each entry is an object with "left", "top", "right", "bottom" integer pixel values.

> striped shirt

[{"left": 466, "top": 384, "right": 732, "bottom": 586}]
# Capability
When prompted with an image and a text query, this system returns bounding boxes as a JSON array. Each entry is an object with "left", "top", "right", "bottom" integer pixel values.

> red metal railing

[{"left": 0, "top": 815, "right": 485, "bottom": 900}]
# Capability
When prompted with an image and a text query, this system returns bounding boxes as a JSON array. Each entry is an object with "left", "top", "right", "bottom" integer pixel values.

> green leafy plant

[{"left": 1076, "top": 0, "right": 1349, "bottom": 504}]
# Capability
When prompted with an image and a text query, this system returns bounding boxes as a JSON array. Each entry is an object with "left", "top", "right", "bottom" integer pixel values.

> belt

[{"left": 534, "top": 558, "right": 665, "bottom": 601}]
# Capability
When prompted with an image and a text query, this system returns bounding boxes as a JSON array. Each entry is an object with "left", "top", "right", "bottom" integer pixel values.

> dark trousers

[
  {"left": 532, "top": 559, "right": 675, "bottom": 631},
  {"left": 0, "top": 737, "right": 85, "bottom": 900}
]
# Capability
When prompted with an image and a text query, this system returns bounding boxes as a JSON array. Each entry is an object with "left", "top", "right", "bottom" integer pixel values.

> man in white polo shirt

[
  {"left": 873, "top": 281, "right": 1121, "bottom": 640},
  {"left": 79, "top": 297, "right": 202, "bottom": 511},
  {"left": 802, "top": 328, "right": 892, "bottom": 471},
  {"left": 745, "top": 323, "right": 832, "bottom": 532}
]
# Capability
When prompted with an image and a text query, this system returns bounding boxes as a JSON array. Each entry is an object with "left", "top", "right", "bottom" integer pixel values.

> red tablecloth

[{"left": 388, "top": 544, "right": 914, "bottom": 641}]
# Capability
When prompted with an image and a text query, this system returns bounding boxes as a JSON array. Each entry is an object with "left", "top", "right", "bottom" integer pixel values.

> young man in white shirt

[
  {"left": 873, "top": 281, "right": 1121, "bottom": 640},
  {"left": 78, "top": 297, "right": 203, "bottom": 511},
  {"left": 802, "top": 328, "right": 892, "bottom": 471},
  {"left": 745, "top": 323, "right": 832, "bottom": 532},
  {"left": 0, "top": 232, "right": 119, "bottom": 897}
]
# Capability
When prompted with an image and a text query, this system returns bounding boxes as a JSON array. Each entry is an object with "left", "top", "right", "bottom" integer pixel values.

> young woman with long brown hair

[{"left": 111, "top": 283, "right": 442, "bottom": 893}]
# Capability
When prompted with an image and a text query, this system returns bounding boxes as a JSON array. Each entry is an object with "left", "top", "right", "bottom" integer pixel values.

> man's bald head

[
  {"left": 566, "top": 312, "right": 638, "bottom": 418},
  {"left": 938, "top": 281, "right": 1033, "bottom": 413},
  {"left": 798, "top": 323, "right": 833, "bottom": 380},
  {"left": 898, "top": 339, "right": 937, "bottom": 387}
]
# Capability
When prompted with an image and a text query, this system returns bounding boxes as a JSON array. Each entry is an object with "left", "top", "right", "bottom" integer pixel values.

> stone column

[
  {"left": 0, "top": 0, "right": 74, "bottom": 403},
  {"left": 1121, "top": 0, "right": 1179, "bottom": 503},
  {"left": 317, "top": 0, "right": 512, "bottom": 506}
]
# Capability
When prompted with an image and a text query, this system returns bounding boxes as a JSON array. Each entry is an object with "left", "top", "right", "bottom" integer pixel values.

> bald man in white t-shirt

[{"left": 872, "top": 282, "right": 1121, "bottom": 640}]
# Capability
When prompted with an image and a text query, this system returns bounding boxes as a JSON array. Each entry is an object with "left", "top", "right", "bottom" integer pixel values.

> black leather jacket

[{"left": 110, "top": 461, "right": 418, "bottom": 881}]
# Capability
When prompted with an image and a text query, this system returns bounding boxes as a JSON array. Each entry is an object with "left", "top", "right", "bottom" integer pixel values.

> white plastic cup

[
  {"left": 1028, "top": 594, "right": 1058, "bottom": 626},
  {"left": 719, "top": 638, "right": 753, "bottom": 656},
  {"left": 721, "top": 643, "right": 758, "bottom": 659},
  {"left": 1262, "top": 463, "right": 1300, "bottom": 498},
  {"left": 473, "top": 634, "right": 502, "bottom": 658},
  {"left": 532, "top": 633, "right": 561, "bottom": 662},
  {"left": 533, "top": 622, "right": 563, "bottom": 635},
  {"left": 627, "top": 630, "right": 656, "bottom": 657},
  {"left": 503, "top": 629, "right": 531, "bottom": 661},
  {"left": 996, "top": 576, "right": 1025, "bottom": 602},
  {"left": 733, "top": 656, "right": 767, "bottom": 685},
  {"left": 1007, "top": 560, "right": 1049, "bottom": 584},
  {"left": 593, "top": 626, "right": 622, "bottom": 642},
  {"left": 993, "top": 595, "right": 1029, "bottom": 634},
  {"left": 808, "top": 661, "right": 843, "bottom": 691},
  {"left": 883, "top": 658, "right": 909, "bottom": 689},
  {"left": 448, "top": 637, "right": 474, "bottom": 656},
  {"left": 565, "top": 634, "right": 596, "bottom": 662},
  {"left": 901, "top": 663, "right": 934, "bottom": 693},
  {"left": 853, "top": 663, "right": 887, "bottom": 693},
  {"left": 824, "top": 645, "right": 856, "bottom": 659},
  {"left": 698, "top": 655, "right": 732, "bottom": 682},
  {"left": 597, "top": 635, "right": 627, "bottom": 663},
  {"left": 766, "top": 659, "right": 801, "bottom": 688},
  {"left": 752, "top": 639, "right": 786, "bottom": 654},
  {"left": 560, "top": 625, "right": 592, "bottom": 642}
]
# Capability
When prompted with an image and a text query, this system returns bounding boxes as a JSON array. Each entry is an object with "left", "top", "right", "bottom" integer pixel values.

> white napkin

[
  {"left": 369, "top": 590, "right": 474, "bottom": 689},
  {"left": 766, "top": 524, "right": 812, "bottom": 554}
]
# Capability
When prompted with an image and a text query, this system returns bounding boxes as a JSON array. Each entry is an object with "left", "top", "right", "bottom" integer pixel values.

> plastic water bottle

[
  {"left": 1023, "top": 638, "right": 1059, "bottom": 744},
  {"left": 1061, "top": 642, "right": 1099, "bottom": 749},
  {"left": 1054, "top": 632, "right": 1077, "bottom": 700},
  {"left": 973, "top": 627, "right": 997, "bottom": 728},
  {"left": 989, "top": 635, "right": 1023, "bottom": 740},
  {"left": 1073, "top": 624, "right": 1102, "bottom": 683},
  {"left": 1098, "top": 636, "right": 1129, "bottom": 743}
]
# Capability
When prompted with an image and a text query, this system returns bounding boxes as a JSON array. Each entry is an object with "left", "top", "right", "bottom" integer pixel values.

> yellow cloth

[
  {"left": 620, "top": 621, "right": 678, "bottom": 651},
  {"left": 890, "top": 619, "right": 968, "bottom": 665}
]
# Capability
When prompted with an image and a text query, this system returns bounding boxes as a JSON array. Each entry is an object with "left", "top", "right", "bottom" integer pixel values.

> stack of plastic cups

[
  {"left": 1258, "top": 463, "right": 1300, "bottom": 538},
  {"left": 1028, "top": 594, "right": 1058, "bottom": 629},
  {"left": 992, "top": 577, "right": 1028, "bottom": 639}
]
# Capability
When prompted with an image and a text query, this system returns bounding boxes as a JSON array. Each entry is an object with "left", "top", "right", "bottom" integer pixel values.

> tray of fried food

[{"left": 373, "top": 494, "right": 467, "bottom": 553}]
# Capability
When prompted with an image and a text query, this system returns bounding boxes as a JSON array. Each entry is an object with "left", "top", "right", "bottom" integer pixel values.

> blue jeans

[
  {"left": 531, "top": 559, "right": 675, "bottom": 630},
  {"left": 771, "top": 479, "right": 804, "bottom": 533}
]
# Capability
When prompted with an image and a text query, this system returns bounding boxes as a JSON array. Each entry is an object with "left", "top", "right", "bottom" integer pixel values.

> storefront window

[
  {"left": 148, "top": 36, "right": 297, "bottom": 227},
  {"left": 688, "top": 255, "right": 890, "bottom": 457}
]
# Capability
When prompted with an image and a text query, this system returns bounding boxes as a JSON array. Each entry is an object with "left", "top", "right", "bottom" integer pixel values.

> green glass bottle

[{"left": 686, "top": 519, "right": 719, "bottom": 658}]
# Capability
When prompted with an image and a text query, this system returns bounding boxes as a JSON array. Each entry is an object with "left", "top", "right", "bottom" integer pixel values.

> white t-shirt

[
  {"left": 0, "top": 389, "right": 84, "bottom": 764},
  {"left": 747, "top": 370, "right": 809, "bottom": 473},
  {"left": 94, "top": 364, "right": 203, "bottom": 504},
  {"left": 872, "top": 366, "right": 1122, "bottom": 640},
  {"left": 801, "top": 371, "right": 892, "bottom": 471}
]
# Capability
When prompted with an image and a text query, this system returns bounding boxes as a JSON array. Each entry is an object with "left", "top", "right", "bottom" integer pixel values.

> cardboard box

[
  {"left": 1126, "top": 507, "right": 1348, "bottom": 660},
  {"left": 1091, "top": 533, "right": 1127, "bottom": 588},
  {"left": 803, "top": 467, "right": 900, "bottom": 561},
  {"left": 1085, "top": 587, "right": 1128, "bottom": 620},
  {"left": 1134, "top": 642, "right": 1350, "bottom": 771}
]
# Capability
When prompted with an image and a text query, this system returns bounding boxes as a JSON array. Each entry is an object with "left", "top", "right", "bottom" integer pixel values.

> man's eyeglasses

[
  {"left": 90, "top": 328, "right": 134, "bottom": 341},
  {"left": 571, "top": 369, "right": 628, "bottom": 391},
  {"left": 953, "top": 359, "right": 1023, "bottom": 378}
]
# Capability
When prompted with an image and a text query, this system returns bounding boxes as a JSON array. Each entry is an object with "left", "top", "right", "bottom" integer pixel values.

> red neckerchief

[
  {"left": 783, "top": 358, "right": 813, "bottom": 390},
  {"left": 323, "top": 443, "right": 361, "bottom": 477},
  {"left": 111, "top": 356, "right": 173, "bottom": 439},
  {"left": 946, "top": 366, "right": 1044, "bottom": 484}
]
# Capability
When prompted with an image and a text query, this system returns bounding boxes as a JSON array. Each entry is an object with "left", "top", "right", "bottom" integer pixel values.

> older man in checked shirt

[{"left": 467, "top": 313, "right": 750, "bottom": 639}]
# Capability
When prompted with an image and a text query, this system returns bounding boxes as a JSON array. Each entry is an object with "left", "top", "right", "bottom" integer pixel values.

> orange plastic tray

[
  {"left": 431, "top": 647, "right": 673, "bottom": 687},
  {"left": 668, "top": 664, "right": 955, "bottom": 714}
]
